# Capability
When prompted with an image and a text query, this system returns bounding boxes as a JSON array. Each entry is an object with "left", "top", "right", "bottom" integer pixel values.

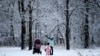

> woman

[
  {"left": 45, "top": 35, "right": 54, "bottom": 55},
  {"left": 33, "top": 38, "right": 42, "bottom": 54}
]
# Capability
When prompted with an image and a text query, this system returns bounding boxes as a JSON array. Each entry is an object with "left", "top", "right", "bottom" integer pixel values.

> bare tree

[
  {"left": 65, "top": 0, "right": 70, "bottom": 50},
  {"left": 18, "top": 0, "right": 26, "bottom": 50},
  {"left": 2, "top": 0, "right": 16, "bottom": 46},
  {"left": 28, "top": 0, "right": 33, "bottom": 50},
  {"left": 83, "top": 0, "right": 89, "bottom": 48}
]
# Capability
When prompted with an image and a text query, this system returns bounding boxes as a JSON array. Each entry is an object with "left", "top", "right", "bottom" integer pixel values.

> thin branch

[
  {"left": 69, "top": 5, "right": 80, "bottom": 18},
  {"left": 58, "top": 27, "right": 64, "bottom": 38},
  {"left": 94, "top": 0, "right": 100, "bottom": 8}
]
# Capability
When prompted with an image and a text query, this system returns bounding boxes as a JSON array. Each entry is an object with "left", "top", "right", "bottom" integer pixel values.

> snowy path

[{"left": 0, "top": 46, "right": 100, "bottom": 56}]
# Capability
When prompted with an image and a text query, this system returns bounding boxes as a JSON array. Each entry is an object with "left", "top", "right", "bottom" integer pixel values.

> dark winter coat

[{"left": 34, "top": 39, "right": 41, "bottom": 49}]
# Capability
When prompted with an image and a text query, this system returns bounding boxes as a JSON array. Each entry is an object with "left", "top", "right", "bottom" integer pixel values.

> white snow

[{"left": 0, "top": 46, "right": 100, "bottom": 56}]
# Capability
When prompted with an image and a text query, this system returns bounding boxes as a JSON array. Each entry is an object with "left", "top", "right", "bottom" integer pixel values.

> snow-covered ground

[{"left": 0, "top": 46, "right": 100, "bottom": 56}]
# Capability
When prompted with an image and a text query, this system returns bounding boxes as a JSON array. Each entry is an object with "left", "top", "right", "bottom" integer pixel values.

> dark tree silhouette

[
  {"left": 84, "top": 0, "right": 89, "bottom": 48},
  {"left": 65, "top": 0, "right": 70, "bottom": 50},
  {"left": 18, "top": 0, "right": 26, "bottom": 50},
  {"left": 28, "top": 0, "right": 33, "bottom": 50}
]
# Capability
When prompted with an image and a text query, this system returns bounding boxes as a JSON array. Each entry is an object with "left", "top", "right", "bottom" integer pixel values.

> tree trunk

[
  {"left": 10, "top": 23, "right": 15, "bottom": 46},
  {"left": 65, "top": 0, "right": 70, "bottom": 50},
  {"left": 28, "top": 1, "right": 33, "bottom": 50},
  {"left": 84, "top": 0, "right": 89, "bottom": 48},
  {"left": 57, "top": 25, "right": 59, "bottom": 45},
  {"left": 18, "top": 0, "right": 26, "bottom": 50},
  {"left": 91, "top": 36, "right": 95, "bottom": 44},
  {"left": 21, "top": 18, "right": 26, "bottom": 50}
]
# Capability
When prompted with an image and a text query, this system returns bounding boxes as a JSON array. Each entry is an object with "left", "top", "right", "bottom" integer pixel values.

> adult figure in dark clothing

[
  {"left": 33, "top": 38, "right": 42, "bottom": 54},
  {"left": 45, "top": 35, "right": 54, "bottom": 55}
]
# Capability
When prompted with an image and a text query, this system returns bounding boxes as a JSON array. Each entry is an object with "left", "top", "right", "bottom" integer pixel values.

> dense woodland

[{"left": 0, "top": 0, "right": 100, "bottom": 50}]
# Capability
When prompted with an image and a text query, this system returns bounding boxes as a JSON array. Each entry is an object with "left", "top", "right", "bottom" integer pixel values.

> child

[{"left": 45, "top": 43, "right": 51, "bottom": 56}]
